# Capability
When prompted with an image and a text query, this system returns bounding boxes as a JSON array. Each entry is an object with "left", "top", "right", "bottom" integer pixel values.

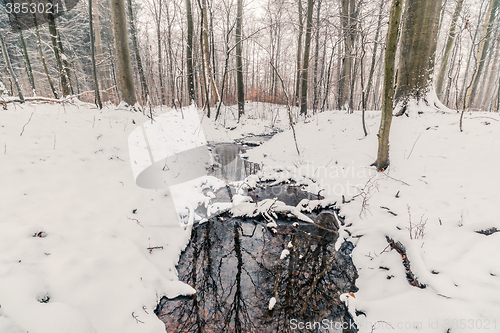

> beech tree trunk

[
  {"left": 18, "top": 29, "right": 36, "bottom": 95},
  {"left": 295, "top": 0, "right": 304, "bottom": 106},
  {"left": 365, "top": 0, "right": 385, "bottom": 108},
  {"left": 110, "top": 0, "right": 137, "bottom": 106},
  {"left": 338, "top": 0, "right": 356, "bottom": 111},
  {"left": 299, "top": 0, "right": 314, "bottom": 115},
  {"left": 236, "top": 0, "right": 244, "bottom": 119},
  {"left": 33, "top": 13, "right": 58, "bottom": 99},
  {"left": 394, "top": 0, "right": 442, "bottom": 112},
  {"left": 89, "top": 0, "right": 102, "bottom": 108},
  {"left": 47, "top": 13, "right": 71, "bottom": 97},
  {"left": 435, "top": 0, "right": 464, "bottom": 99},
  {"left": 0, "top": 33, "right": 24, "bottom": 102},
  {"left": 127, "top": 0, "right": 149, "bottom": 104},
  {"left": 467, "top": 0, "right": 499, "bottom": 108},
  {"left": 373, "top": 0, "right": 403, "bottom": 171},
  {"left": 185, "top": 0, "right": 196, "bottom": 103}
]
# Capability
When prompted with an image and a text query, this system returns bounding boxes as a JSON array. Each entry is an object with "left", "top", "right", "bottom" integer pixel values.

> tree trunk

[
  {"left": 165, "top": 2, "right": 176, "bottom": 106},
  {"left": 321, "top": 40, "right": 335, "bottom": 112},
  {"left": 295, "top": 0, "right": 304, "bottom": 106},
  {"left": 199, "top": 0, "right": 218, "bottom": 104},
  {"left": 33, "top": 13, "right": 57, "bottom": 99},
  {"left": 312, "top": 0, "right": 322, "bottom": 113},
  {"left": 467, "top": 0, "right": 499, "bottom": 108},
  {"left": 0, "top": 33, "right": 24, "bottom": 102},
  {"left": 436, "top": 0, "right": 464, "bottom": 99},
  {"left": 338, "top": 0, "right": 356, "bottom": 111},
  {"left": 56, "top": 31, "right": 75, "bottom": 95},
  {"left": 365, "top": 0, "right": 385, "bottom": 108},
  {"left": 373, "top": 0, "right": 403, "bottom": 171},
  {"left": 185, "top": 0, "right": 196, "bottom": 103},
  {"left": 18, "top": 28, "right": 36, "bottom": 95},
  {"left": 89, "top": 0, "right": 103, "bottom": 108},
  {"left": 110, "top": 0, "right": 137, "bottom": 106},
  {"left": 92, "top": 0, "right": 107, "bottom": 101},
  {"left": 127, "top": 0, "right": 149, "bottom": 104},
  {"left": 47, "top": 13, "right": 71, "bottom": 97},
  {"left": 155, "top": 0, "right": 165, "bottom": 105},
  {"left": 236, "top": 0, "right": 244, "bottom": 119},
  {"left": 480, "top": 32, "right": 500, "bottom": 109},
  {"left": 394, "top": 0, "right": 442, "bottom": 113},
  {"left": 299, "top": 0, "right": 314, "bottom": 115}
]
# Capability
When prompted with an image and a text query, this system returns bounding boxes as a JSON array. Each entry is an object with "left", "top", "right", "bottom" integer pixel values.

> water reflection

[{"left": 157, "top": 209, "right": 358, "bottom": 333}]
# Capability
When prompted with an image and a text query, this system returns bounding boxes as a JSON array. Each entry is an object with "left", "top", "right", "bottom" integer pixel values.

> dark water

[{"left": 155, "top": 142, "right": 359, "bottom": 333}]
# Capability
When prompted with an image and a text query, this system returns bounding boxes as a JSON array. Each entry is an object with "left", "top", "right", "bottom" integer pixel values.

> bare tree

[
  {"left": 89, "top": 0, "right": 103, "bottom": 108},
  {"left": 373, "top": 0, "right": 402, "bottom": 171},
  {"left": 435, "top": 0, "right": 464, "bottom": 99},
  {"left": 128, "top": 0, "right": 149, "bottom": 104},
  {"left": 0, "top": 33, "right": 24, "bottom": 102},
  {"left": 236, "top": 0, "right": 244, "bottom": 119},
  {"left": 394, "top": 0, "right": 442, "bottom": 114},
  {"left": 186, "top": 0, "right": 196, "bottom": 103},
  {"left": 299, "top": 0, "right": 314, "bottom": 115},
  {"left": 110, "top": 0, "right": 137, "bottom": 106}
]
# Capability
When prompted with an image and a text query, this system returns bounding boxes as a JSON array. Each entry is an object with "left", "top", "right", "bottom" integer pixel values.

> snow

[
  {"left": 268, "top": 297, "right": 277, "bottom": 310},
  {"left": 245, "top": 107, "right": 500, "bottom": 332},
  {"left": 1, "top": 101, "right": 500, "bottom": 332},
  {"left": 0, "top": 103, "right": 194, "bottom": 333},
  {"left": 280, "top": 249, "right": 290, "bottom": 260}
]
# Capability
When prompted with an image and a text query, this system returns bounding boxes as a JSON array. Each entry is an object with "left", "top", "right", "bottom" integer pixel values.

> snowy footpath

[{"left": 1, "top": 101, "right": 500, "bottom": 332}]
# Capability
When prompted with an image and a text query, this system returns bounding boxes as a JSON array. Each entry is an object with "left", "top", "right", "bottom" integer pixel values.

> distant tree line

[{"left": 0, "top": 0, "right": 499, "bottom": 115}]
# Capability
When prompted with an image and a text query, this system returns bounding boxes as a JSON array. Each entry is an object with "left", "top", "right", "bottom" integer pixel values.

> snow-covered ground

[{"left": 1, "top": 101, "right": 499, "bottom": 332}]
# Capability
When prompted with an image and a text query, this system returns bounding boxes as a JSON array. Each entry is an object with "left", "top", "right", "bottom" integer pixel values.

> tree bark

[
  {"left": 110, "top": 0, "right": 137, "bottom": 106},
  {"left": 33, "top": 11, "right": 58, "bottom": 99},
  {"left": 236, "top": 0, "right": 244, "bottom": 119},
  {"left": 467, "top": 0, "right": 499, "bottom": 108},
  {"left": 185, "top": 0, "right": 196, "bottom": 103},
  {"left": 295, "top": 0, "right": 304, "bottom": 106},
  {"left": 299, "top": 0, "right": 314, "bottom": 115},
  {"left": 394, "top": 0, "right": 442, "bottom": 112},
  {"left": 0, "top": 33, "right": 24, "bottom": 102},
  {"left": 312, "top": 0, "right": 322, "bottom": 113},
  {"left": 373, "top": 0, "right": 403, "bottom": 171},
  {"left": 435, "top": 0, "right": 464, "bottom": 99},
  {"left": 127, "top": 0, "right": 149, "bottom": 104},
  {"left": 89, "top": 0, "right": 103, "bottom": 108},
  {"left": 199, "top": 0, "right": 218, "bottom": 104},
  {"left": 47, "top": 13, "right": 71, "bottom": 97},
  {"left": 365, "top": 0, "right": 385, "bottom": 108},
  {"left": 17, "top": 28, "right": 36, "bottom": 95},
  {"left": 338, "top": 0, "right": 356, "bottom": 111}
]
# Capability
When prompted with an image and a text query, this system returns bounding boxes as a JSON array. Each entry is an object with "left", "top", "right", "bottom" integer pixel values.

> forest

[
  {"left": 1, "top": 0, "right": 500, "bottom": 332},
  {"left": 1, "top": 0, "right": 499, "bottom": 116}
]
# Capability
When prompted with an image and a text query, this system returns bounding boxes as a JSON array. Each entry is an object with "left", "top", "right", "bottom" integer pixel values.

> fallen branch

[
  {"left": 385, "top": 236, "right": 426, "bottom": 289},
  {"left": 475, "top": 227, "right": 499, "bottom": 236},
  {"left": 3, "top": 96, "right": 76, "bottom": 105},
  {"left": 20, "top": 111, "right": 35, "bottom": 136}
]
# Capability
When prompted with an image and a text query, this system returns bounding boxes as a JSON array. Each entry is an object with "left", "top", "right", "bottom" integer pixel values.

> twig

[
  {"left": 147, "top": 246, "right": 164, "bottom": 251},
  {"left": 370, "top": 321, "right": 394, "bottom": 332},
  {"left": 268, "top": 61, "right": 300, "bottom": 156},
  {"left": 20, "top": 111, "right": 35, "bottom": 136},
  {"left": 385, "top": 236, "right": 426, "bottom": 289},
  {"left": 131, "top": 312, "right": 144, "bottom": 324},
  {"left": 382, "top": 172, "right": 410, "bottom": 186},
  {"left": 406, "top": 132, "right": 423, "bottom": 159},
  {"left": 127, "top": 216, "right": 144, "bottom": 227}
]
